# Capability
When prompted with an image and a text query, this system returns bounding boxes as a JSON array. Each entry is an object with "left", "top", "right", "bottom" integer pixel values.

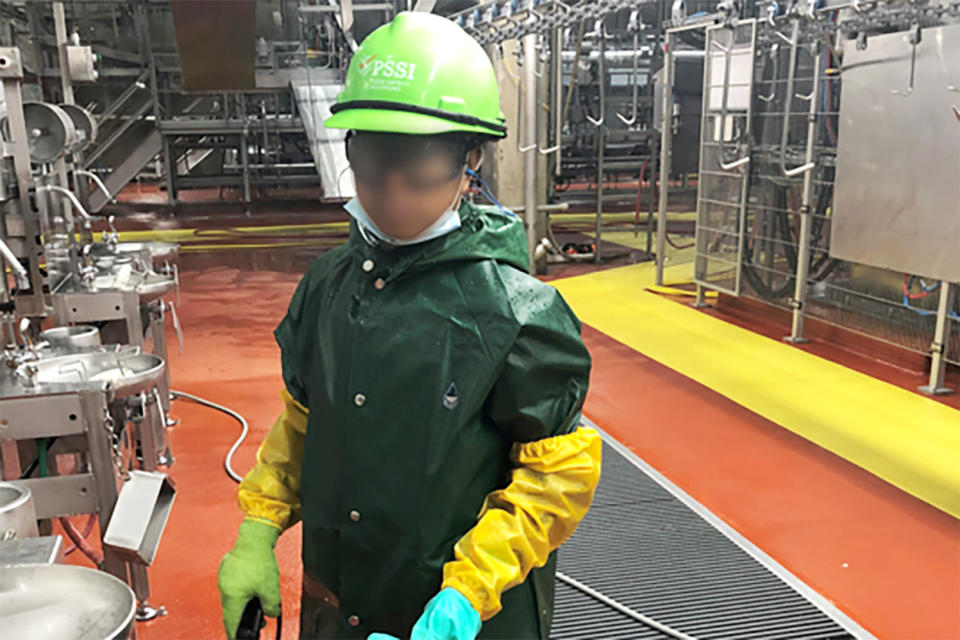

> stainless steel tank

[{"left": 0, "top": 483, "right": 39, "bottom": 540}]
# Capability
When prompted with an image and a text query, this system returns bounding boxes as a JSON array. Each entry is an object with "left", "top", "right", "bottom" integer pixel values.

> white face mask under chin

[{"left": 343, "top": 176, "right": 465, "bottom": 247}]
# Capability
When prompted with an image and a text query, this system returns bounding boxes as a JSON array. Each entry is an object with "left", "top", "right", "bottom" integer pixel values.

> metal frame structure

[
  {"left": 692, "top": 19, "right": 757, "bottom": 297},
  {"left": 660, "top": 0, "right": 960, "bottom": 392},
  {"left": 1, "top": 10, "right": 180, "bottom": 620}
]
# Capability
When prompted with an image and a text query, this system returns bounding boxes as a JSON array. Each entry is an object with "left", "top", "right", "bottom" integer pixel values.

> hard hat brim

[{"left": 324, "top": 107, "right": 506, "bottom": 138}]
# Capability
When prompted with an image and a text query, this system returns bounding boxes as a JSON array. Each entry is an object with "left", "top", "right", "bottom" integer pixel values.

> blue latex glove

[{"left": 367, "top": 588, "right": 482, "bottom": 640}]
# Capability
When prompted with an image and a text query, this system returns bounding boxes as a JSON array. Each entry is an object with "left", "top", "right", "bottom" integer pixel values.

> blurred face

[{"left": 348, "top": 131, "right": 483, "bottom": 241}]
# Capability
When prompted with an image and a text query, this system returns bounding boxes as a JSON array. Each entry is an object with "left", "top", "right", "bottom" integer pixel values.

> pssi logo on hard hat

[{"left": 357, "top": 53, "right": 416, "bottom": 81}]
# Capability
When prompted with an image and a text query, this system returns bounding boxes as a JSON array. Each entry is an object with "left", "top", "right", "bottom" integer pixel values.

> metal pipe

[
  {"left": 560, "top": 48, "right": 655, "bottom": 63},
  {"left": 505, "top": 202, "right": 570, "bottom": 213},
  {"left": 714, "top": 30, "right": 750, "bottom": 173},
  {"left": 240, "top": 125, "right": 251, "bottom": 205},
  {"left": 97, "top": 69, "right": 149, "bottom": 123},
  {"left": 785, "top": 51, "right": 823, "bottom": 343},
  {"left": 515, "top": 43, "right": 537, "bottom": 154},
  {"left": 36, "top": 185, "right": 93, "bottom": 224},
  {"left": 52, "top": 2, "right": 75, "bottom": 106},
  {"left": 54, "top": 157, "right": 73, "bottom": 227},
  {"left": 655, "top": 32, "right": 673, "bottom": 286},
  {"left": 223, "top": 162, "right": 316, "bottom": 170},
  {"left": 73, "top": 170, "right": 114, "bottom": 204},
  {"left": 521, "top": 32, "right": 539, "bottom": 274},
  {"left": 779, "top": 20, "right": 815, "bottom": 177},
  {"left": 0, "top": 238, "right": 30, "bottom": 289},
  {"left": 616, "top": 26, "right": 640, "bottom": 126},
  {"left": 594, "top": 28, "right": 606, "bottom": 263},
  {"left": 556, "top": 572, "right": 699, "bottom": 640},
  {"left": 259, "top": 100, "right": 269, "bottom": 199},
  {"left": 918, "top": 282, "right": 955, "bottom": 396},
  {"left": 553, "top": 27, "right": 563, "bottom": 175}
]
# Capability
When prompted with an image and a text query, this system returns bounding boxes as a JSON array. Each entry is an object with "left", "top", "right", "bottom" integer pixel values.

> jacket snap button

[
  {"left": 349, "top": 509, "right": 361, "bottom": 522},
  {"left": 348, "top": 615, "right": 360, "bottom": 627},
  {"left": 373, "top": 278, "right": 386, "bottom": 290},
  {"left": 362, "top": 259, "right": 374, "bottom": 272},
  {"left": 354, "top": 393, "right": 366, "bottom": 407}
]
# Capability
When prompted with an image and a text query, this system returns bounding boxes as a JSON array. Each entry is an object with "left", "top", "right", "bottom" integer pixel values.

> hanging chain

[{"left": 102, "top": 407, "right": 128, "bottom": 480}]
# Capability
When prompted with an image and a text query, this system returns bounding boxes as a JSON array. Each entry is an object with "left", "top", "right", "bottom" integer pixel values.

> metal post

[
  {"left": 694, "top": 284, "right": 707, "bottom": 308},
  {"left": 162, "top": 135, "right": 176, "bottom": 205},
  {"left": 26, "top": 5, "right": 46, "bottom": 98},
  {"left": 53, "top": 2, "right": 74, "bottom": 105},
  {"left": 919, "top": 283, "right": 955, "bottom": 396},
  {"left": 81, "top": 390, "right": 124, "bottom": 580},
  {"left": 655, "top": 32, "right": 674, "bottom": 286},
  {"left": 784, "top": 51, "right": 822, "bottom": 344},
  {"left": 149, "top": 304, "right": 172, "bottom": 416},
  {"left": 553, "top": 27, "right": 563, "bottom": 178},
  {"left": 521, "top": 32, "right": 539, "bottom": 275},
  {"left": 54, "top": 156, "right": 73, "bottom": 227},
  {"left": 136, "top": 1, "right": 164, "bottom": 207},
  {"left": 138, "top": 395, "right": 159, "bottom": 474},
  {"left": 241, "top": 126, "right": 251, "bottom": 206},
  {"left": 594, "top": 30, "right": 606, "bottom": 264}
]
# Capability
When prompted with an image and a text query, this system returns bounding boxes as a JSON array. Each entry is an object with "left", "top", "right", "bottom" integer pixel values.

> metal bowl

[
  {"left": 90, "top": 269, "right": 176, "bottom": 302},
  {"left": 136, "top": 271, "right": 177, "bottom": 302},
  {"left": 95, "top": 254, "right": 133, "bottom": 271},
  {"left": 0, "top": 564, "right": 135, "bottom": 639},
  {"left": 116, "top": 241, "right": 180, "bottom": 263},
  {"left": 31, "top": 352, "right": 165, "bottom": 398},
  {"left": 0, "top": 483, "right": 39, "bottom": 540},
  {"left": 39, "top": 325, "right": 101, "bottom": 349}
]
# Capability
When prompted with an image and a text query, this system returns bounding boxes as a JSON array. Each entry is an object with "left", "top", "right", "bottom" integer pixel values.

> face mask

[{"left": 343, "top": 172, "right": 465, "bottom": 247}]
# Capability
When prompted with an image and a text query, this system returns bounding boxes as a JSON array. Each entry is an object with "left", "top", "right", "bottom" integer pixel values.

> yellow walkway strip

[
  {"left": 107, "top": 221, "right": 351, "bottom": 244},
  {"left": 552, "top": 262, "right": 960, "bottom": 518}
]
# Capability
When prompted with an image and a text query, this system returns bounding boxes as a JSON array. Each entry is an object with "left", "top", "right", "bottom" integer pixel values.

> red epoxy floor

[{"left": 55, "top": 255, "right": 959, "bottom": 640}]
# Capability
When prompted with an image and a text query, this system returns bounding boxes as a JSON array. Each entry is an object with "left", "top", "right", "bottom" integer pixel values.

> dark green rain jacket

[{"left": 275, "top": 199, "right": 591, "bottom": 638}]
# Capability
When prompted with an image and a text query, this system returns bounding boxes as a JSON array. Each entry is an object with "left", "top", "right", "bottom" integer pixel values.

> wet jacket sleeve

[
  {"left": 442, "top": 285, "right": 601, "bottom": 621},
  {"left": 237, "top": 389, "right": 309, "bottom": 531}
]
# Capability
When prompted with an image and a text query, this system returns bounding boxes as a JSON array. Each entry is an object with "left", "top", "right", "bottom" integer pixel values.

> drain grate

[{"left": 551, "top": 441, "right": 864, "bottom": 640}]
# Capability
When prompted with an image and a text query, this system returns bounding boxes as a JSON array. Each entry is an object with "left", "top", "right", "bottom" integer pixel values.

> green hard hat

[{"left": 324, "top": 12, "right": 506, "bottom": 138}]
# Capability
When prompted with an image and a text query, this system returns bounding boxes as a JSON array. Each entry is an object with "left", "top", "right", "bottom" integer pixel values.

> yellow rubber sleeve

[
  {"left": 237, "top": 389, "right": 309, "bottom": 531},
  {"left": 441, "top": 427, "right": 603, "bottom": 621}
]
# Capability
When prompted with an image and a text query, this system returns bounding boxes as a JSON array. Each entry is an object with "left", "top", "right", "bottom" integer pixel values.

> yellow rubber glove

[{"left": 442, "top": 427, "right": 602, "bottom": 620}]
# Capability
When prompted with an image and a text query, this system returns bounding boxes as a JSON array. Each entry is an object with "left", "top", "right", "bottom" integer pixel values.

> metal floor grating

[{"left": 550, "top": 440, "right": 864, "bottom": 640}]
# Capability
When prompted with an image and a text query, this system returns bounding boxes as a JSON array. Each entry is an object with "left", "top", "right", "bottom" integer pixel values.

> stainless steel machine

[{"left": 1, "top": 12, "right": 181, "bottom": 631}]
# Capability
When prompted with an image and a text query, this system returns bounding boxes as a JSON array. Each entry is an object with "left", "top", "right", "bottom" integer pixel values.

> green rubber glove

[{"left": 218, "top": 519, "right": 282, "bottom": 639}]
